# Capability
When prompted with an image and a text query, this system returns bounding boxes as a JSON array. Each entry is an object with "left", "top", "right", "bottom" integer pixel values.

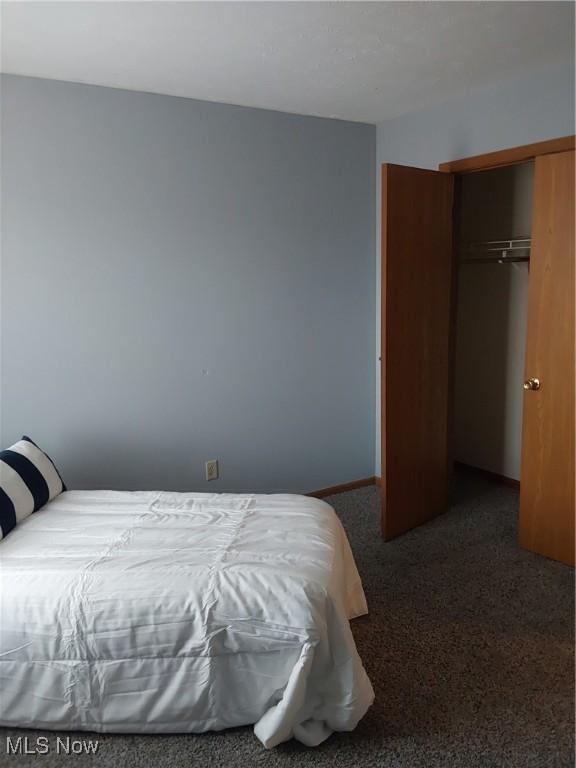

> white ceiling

[{"left": 1, "top": 1, "right": 574, "bottom": 124}]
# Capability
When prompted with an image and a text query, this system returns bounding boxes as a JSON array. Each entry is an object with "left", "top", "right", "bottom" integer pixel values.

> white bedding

[{"left": 0, "top": 490, "right": 374, "bottom": 747}]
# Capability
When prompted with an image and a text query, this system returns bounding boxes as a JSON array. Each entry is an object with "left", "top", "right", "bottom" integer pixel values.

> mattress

[{"left": 0, "top": 490, "right": 374, "bottom": 748}]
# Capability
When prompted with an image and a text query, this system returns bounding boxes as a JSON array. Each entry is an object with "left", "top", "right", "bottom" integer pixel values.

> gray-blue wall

[
  {"left": 374, "top": 60, "right": 575, "bottom": 473},
  {"left": 1, "top": 74, "right": 376, "bottom": 493},
  {"left": 377, "top": 61, "right": 575, "bottom": 170}
]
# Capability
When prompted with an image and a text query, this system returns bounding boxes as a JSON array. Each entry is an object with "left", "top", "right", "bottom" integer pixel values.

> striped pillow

[{"left": 0, "top": 436, "right": 65, "bottom": 540}]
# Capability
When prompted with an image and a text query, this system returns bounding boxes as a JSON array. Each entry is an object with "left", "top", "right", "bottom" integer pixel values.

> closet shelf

[{"left": 460, "top": 237, "right": 531, "bottom": 264}]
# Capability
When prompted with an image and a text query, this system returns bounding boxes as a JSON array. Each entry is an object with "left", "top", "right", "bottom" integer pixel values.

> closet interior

[
  {"left": 380, "top": 144, "right": 573, "bottom": 563},
  {"left": 453, "top": 162, "right": 534, "bottom": 486}
]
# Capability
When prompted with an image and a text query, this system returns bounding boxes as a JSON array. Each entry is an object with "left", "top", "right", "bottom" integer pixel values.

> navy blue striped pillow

[{"left": 0, "top": 436, "right": 66, "bottom": 540}]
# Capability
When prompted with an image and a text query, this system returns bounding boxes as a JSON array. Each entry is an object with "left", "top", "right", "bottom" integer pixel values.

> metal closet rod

[{"left": 459, "top": 237, "right": 531, "bottom": 264}]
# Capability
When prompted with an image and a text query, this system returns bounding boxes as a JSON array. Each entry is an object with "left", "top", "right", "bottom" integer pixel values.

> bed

[{"left": 0, "top": 489, "right": 374, "bottom": 748}]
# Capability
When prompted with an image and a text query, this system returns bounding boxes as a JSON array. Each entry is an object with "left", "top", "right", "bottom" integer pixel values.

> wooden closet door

[
  {"left": 381, "top": 164, "right": 454, "bottom": 540},
  {"left": 519, "top": 150, "right": 575, "bottom": 566}
]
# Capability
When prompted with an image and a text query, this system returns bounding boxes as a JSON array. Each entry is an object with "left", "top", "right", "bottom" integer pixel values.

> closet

[
  {"left": 454, "top": 162, "right": 533, "bottom": 485},
  {"left": 380, "top": 140, "right": 575, "bottom": 566}
]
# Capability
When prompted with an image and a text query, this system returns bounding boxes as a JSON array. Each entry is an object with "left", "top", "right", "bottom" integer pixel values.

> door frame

[
  {"left": 379, "top": 134, "right": 575, "bottom": 530},
  {"left": 439, "top": 134, "right": 575, "bottom": 486},
  {"left": 437, "top": 135, "right": 575, "bottom": 174}
]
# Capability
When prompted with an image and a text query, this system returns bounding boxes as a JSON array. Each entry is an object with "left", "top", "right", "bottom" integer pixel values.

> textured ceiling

[{"left": 1, "top": 1, "right": 574, "bottom": 124}]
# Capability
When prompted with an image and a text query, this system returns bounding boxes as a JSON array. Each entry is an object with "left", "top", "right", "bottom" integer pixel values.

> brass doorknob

[{"left": 523, "top": 377, "right": 541, "bottom": 391}]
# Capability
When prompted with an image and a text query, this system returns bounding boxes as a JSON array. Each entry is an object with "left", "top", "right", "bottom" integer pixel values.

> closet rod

[
  {"left": 460, "top": 255, "right": 530, "bottom": 264},
  {"left": 459, "top": 237, "right": 531, "bottom": 264}
]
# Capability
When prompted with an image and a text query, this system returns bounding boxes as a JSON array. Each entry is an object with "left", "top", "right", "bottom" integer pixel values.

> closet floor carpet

[{"left": 2, "top": 472, "right": 574, "bottom": 767}]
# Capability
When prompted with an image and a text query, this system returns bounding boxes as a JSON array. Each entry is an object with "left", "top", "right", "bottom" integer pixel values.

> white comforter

[{"left": 0, "top": 490, "right": 374, "bottom": 747}]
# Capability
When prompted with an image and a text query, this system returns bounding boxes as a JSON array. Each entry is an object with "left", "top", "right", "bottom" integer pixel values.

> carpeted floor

[{"left": 2, "top": 473, "right": 574, "bottom": 767}]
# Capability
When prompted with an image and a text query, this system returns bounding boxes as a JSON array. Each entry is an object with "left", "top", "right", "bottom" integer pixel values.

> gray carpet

[{"left": 2, "top": 473, "right": 574, "bottom": 767}]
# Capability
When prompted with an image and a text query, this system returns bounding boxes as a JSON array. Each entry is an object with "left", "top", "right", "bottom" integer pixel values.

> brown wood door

[
  {"left": 519, "top": 150, "right": 575, "bottom": 566},
  {"left": 381, "top": 164, "right": 454, "bottom": 540}
]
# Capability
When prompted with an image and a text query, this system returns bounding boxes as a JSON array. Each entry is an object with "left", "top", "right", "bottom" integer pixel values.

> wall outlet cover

[{"left": 205, "top": 459, "right": 219, "bottom": 481}]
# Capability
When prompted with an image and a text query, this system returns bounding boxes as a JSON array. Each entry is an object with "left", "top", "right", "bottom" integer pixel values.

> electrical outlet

[{"left": 205, "top": 459, "right": 219, "bottom": 481}]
